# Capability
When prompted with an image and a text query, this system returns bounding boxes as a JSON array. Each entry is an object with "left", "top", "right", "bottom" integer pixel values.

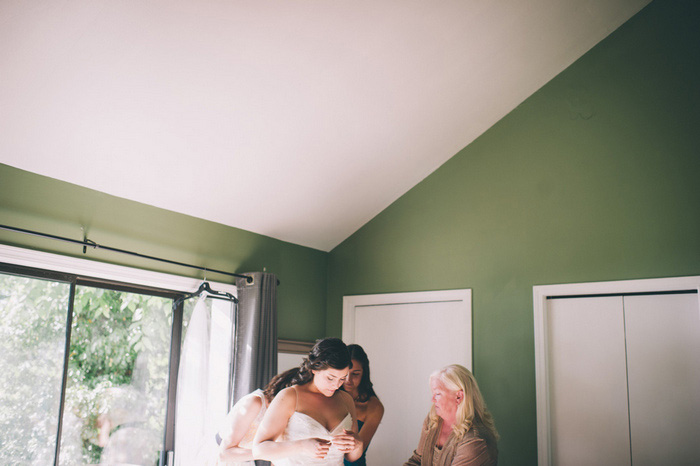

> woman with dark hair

[
  {"left": 342, "top": 344, "right": 384, "bottom": 466},
  {"left": 211, "top": 368, "right": 299, "bottom": 464},
  {"left": 253, "top": 338, "right": 363, "bottom": 465}
]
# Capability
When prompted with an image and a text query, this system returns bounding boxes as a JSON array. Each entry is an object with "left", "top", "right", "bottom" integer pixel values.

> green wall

[
  {"left": 327, "top": 0, "right": 700, "bottom": 464},
  {"left": 0, "top": 164, "right": 328, "bottom": 341}
]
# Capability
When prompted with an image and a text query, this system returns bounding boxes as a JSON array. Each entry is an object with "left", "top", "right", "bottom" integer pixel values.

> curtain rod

[{"left": 0, "top": 223, "right": 253, "bottom": 283}]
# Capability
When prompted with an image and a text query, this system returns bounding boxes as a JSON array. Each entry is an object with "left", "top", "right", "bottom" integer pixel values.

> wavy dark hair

[
  {"left": 262, "top": 368, "right": 300, "bottom": 403},
  {"left": 292, "top": 337, "right": 352, "bottom": 385},
  {"left": 347, "top": 344, "right": 378, "bottom": 402}
]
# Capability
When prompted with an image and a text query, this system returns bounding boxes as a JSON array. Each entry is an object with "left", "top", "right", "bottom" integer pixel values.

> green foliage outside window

[
  {"left": 0, "top": 274, "right": 174, "bottom": 465},
  {"left": 0, "top": 275, "right": 68, "bottom": 464}
]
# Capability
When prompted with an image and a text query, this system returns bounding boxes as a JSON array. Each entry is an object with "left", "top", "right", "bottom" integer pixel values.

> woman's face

[
  {"left": 313, "top": 366, "right": 350, "bottom": 397},
  {"left": 430, "top": 379, "right": 462, "bottom": 420},
  {"left": 343, "top": 359, "right": 363, "bottom": 394}
]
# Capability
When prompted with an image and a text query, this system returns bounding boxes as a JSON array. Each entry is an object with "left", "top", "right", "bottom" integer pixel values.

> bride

[{"left": 252, "top": 338, "right": 363, "bottom": 465}]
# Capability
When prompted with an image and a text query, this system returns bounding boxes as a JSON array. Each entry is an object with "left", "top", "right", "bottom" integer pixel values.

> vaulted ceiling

[{"left": 0, "top": 0, "right": 651, "bottom": 251}]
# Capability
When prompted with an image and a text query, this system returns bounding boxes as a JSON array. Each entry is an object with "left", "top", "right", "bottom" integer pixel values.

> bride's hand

[
  {"left": 331, "top": 429, "right": 360, "bottom": 453},
  {"left": 300, "top": 437, "right": 332, "bottom": 458}
]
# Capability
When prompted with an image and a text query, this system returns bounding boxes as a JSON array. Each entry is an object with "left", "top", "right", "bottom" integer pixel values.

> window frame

[{"left": 0, "top": 243, "right": 237, "bottom": 465}]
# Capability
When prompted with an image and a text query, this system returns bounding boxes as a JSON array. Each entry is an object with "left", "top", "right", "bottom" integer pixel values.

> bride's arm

[{"left": 252, "top": 386, "right": 331, "bottom": 461}]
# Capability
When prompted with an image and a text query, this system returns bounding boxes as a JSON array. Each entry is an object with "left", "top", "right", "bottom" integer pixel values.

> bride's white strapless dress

[{"left": 274, "top": 411, "right": 352, "bottom": 466}]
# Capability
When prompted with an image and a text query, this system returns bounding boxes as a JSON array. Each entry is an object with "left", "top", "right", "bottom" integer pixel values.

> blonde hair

[{"left": 427, "top": 364, "right": 499, "bottom": 441}]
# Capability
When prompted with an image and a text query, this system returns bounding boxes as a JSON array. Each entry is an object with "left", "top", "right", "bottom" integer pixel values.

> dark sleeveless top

[{"left": 344, "top": 420, "right": 366, "bottom": 466}]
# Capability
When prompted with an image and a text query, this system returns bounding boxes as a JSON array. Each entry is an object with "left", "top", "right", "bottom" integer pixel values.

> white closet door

[
  {"left": 624, "top": 293, "right": 700, "bottom": 466},
  {"left": 547, "top": 297, "right": 631, "bottom": 466}
]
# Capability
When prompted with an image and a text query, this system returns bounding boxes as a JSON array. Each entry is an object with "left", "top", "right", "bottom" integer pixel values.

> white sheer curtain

[{"left": 174, "top": 295, "right": 235, "bottom": 466}]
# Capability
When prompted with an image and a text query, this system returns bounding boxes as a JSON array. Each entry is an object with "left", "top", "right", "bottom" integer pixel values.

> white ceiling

[{"left": 0, "top": 0, "right": 650, "bottom": 251}]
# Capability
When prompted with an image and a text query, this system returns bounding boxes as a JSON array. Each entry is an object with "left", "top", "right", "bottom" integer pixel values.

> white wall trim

[
  {"left": 533, "top": 275, "right": 700, "bottom": 466},
  {"left": 0, "top": 243, "right": 237, "bottom": 296}
]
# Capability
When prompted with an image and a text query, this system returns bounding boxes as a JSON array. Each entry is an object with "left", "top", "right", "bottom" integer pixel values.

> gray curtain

[{"left": 232, "top": 272, "right": 278, "bottom": 406}]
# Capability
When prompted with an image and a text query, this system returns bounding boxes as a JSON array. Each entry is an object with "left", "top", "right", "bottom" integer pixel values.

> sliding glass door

[
  {"left": 59, "top": 282, "right": 176, "bottom": 465},
  {"left": 0, "top": 264, "right": 186, "bottom": 466},
  {"left": 0, "top": 269, "right": 72, "bottom": 464}
]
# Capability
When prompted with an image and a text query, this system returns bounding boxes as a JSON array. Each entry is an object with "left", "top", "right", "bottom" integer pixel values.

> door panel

[
  {"left": 624, "top": 293, "right": 700, "bottom": 466},
  {"left": 547, "top": 297, "right": 631, "bottom": 466}
]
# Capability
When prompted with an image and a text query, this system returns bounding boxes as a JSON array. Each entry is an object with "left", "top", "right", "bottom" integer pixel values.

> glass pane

[
  {"left": 58, "top": 286, "right": 173, "bottom": 465},
  {"left": 0, "top": 272, "right": 71, "bottom": 465},
  {"left": 181, "top": 298, "right": 196, "bottom": 350}
]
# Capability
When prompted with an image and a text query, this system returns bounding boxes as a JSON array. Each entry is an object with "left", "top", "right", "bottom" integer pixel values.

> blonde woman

[{"left": 404, "top": 364, "right": 498, "bottom": 466}]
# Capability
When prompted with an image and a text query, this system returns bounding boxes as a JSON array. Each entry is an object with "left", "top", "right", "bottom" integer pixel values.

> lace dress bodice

[{"left": 274, "top": 412, "right": 353, "bottom": 466}]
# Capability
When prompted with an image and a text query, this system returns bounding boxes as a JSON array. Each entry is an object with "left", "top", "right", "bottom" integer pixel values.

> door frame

[{"left": 533, "top": 275, "right": 700, "bottom": 466}]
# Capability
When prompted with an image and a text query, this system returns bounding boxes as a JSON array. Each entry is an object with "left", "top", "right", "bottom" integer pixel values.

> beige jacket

[{"left": 404, "top": 416, "right": 497, "bottom": 466}]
